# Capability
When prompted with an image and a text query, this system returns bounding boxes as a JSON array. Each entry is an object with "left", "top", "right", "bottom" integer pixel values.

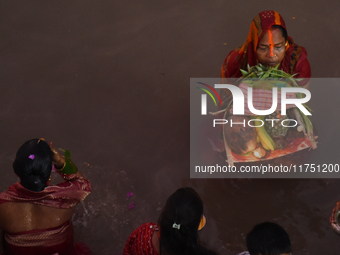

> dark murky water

[{"left": 1, "top": 1, "right": 340, "bottom": 254}]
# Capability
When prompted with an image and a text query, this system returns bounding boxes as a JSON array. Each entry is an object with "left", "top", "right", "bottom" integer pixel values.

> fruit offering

[{"left": 221, "top": 64, "right": 317, "bottom": 164}]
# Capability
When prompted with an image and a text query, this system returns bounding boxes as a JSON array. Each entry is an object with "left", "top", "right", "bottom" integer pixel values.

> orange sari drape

[{"left": 221, "top": 10, "right": 311, "bottom": 86}]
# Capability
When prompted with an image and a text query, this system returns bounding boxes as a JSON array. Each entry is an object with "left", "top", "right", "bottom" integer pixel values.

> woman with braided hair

[{"left": 123, "top": 187, "right": 218, "bottom": 255}]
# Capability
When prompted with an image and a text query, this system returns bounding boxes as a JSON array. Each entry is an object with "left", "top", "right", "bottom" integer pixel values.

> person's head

[
  {"left": 238, "top": 10, "right": 289, "bottom": 69},
  {"left": 246, "top": 222, "right": 291, "bottom": 255},
  {"left": 256, "top": 24, "right": 288, "bottom": 67},
  {"left": 158, "top": 187, "right": 216, "bottom": 255},
  {"left": 13, "top": 139, "right": 53, "bottom": 192}
]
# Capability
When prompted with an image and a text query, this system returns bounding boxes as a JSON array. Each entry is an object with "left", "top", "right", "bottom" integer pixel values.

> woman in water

[
  {"left": 0, "top": 138, "right": 92, "bottom": 254},
  {"left": 237, "top": 222, "right": 292, "bottom": 255},
  {"left": 123, "top": 187, "right": 218, "bottom": 255},
  {"left": 222, "top": 10, "right": 311, "bottom": 87}
]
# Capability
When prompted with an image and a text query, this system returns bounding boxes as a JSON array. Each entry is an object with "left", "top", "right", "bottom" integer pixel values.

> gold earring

[
  {"left": 47, "top": 175, "right": 51, "bottom": 185},
  {"left": 198, "top": 215, "right": 206, "bottom": 231}
]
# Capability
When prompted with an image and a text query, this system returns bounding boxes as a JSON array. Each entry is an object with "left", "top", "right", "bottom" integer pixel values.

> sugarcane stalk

[{"left": 209, "top": 108, "right": 227, "bottom": 116}]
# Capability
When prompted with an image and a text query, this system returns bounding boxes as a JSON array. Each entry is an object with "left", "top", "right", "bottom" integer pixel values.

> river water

[{"left": 1, "top": 1, "right": 340, "bottom": 254}]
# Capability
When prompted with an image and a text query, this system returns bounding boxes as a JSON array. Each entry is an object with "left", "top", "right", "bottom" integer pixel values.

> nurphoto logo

[
  {"left": 198, "top": 83, "right": 311, "bottom": 128},
  {"left": 199, "top": 84, "right": 311, "bottom": 116}
]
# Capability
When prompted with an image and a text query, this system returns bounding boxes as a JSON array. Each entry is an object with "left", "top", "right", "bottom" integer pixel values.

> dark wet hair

[
  {"left": 13, "top": 139, "right": 53, "bottom": 192},
  {"left": 158, "top": 187, "right": 218, "bottom": 255},
  {"left": 246, "top": 222, "right": 291, "bottom": 255},
  {"left": 271, "top": 25, "right": 288, "bottom": 42}
]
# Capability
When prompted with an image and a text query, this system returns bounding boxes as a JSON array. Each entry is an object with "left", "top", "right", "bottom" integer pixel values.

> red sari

[
  {"left": 221, "top": 10, "right": 311, "bottom": 86},
  {"left": 0, "top": 176, "right": 92, "bottom": 255},
  {"left": 123, "top": 222, "right": 159, "bottom": 255}
]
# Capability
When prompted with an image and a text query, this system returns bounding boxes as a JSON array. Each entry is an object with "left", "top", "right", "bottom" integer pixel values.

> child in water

[
  {"left": 123, "top": 187, "right": 218, "bottom": 255},
  {"left": 237, "top": 222, "right": 292, "bottom": 255}
]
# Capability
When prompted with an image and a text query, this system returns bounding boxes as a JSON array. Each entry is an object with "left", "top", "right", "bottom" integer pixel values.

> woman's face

[{"left": 256, "top": 28, "right": 286, "bottom": 67}]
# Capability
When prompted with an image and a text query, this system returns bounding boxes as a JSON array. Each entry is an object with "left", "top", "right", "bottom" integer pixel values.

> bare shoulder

[
  {"left": 0, "top": 202, "right": 17, "bottom": 217},
  {"left": 0, "top": 202, "right": 22, "bottom": 230},
  {"left": 151, "top": 228, "right": 160, "bottom": 254},
  {"left": 0, "top": 202, "right": 74, "bottom": 232}
]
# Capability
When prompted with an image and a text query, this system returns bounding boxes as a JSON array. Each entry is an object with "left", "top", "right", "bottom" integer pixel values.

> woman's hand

[
  {"left": 49, "top": 141, "right": 84, "bottom": 179},
  {"left": 49, "top": 142, "right": 66, "bottom": 170}
]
